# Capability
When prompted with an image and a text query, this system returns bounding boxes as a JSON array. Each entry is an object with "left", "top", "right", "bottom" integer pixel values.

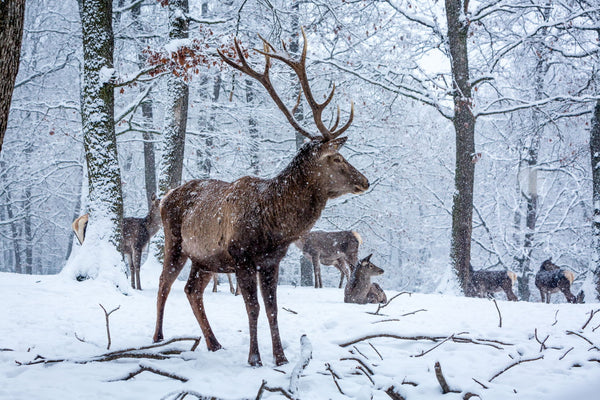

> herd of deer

[{"left": 69, "top": 30, "right": 585, "bottom": 367}]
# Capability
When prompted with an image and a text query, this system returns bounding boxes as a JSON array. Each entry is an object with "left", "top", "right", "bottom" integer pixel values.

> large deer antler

[{"left": 218, "top": 27, "right": 354, "bottom": 141}]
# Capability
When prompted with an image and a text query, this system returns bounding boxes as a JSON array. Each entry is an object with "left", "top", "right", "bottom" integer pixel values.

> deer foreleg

[
  {"left": 236, "top": 267, "right": 261, "bottom": 366},
  {"left": 337, "top": 260, "right": 350, "bottom": 289},
  {"left": 258, "top": 264, "right": 288, "bottom": 366},
  {"left": 227, "top": 273, "right": 235, "bottom": 294},
  {"left": 212, "top": 274, "right": 218, "bottom": 292},
  {"left": 153, "top": 238, "right": 187, "bottom": 343},
  {"left": 185, "top": 267, "right": 222, "bottom": 352},
  {"left": 134, "top": 248, "right": 142, "bottom": 290}
]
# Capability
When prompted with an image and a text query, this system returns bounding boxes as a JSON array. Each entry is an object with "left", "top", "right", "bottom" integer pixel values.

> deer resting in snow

[
  {"left": 71, "top": 194, "right": 162, "bottom": 290},
  {"left": 153, "top": 29, "right": 369, "bottom": 367},
  {"left": 535, "top": 259, "right": 583, "bottom": 304},
  {"left": 294, "top": 230, "right": 362, "bottom": 288},
  {"left": 468, "top": 264, "right": 518, "bottom": 301},
  {"left": 344, "top": 254, "right": 386, "bottom": 304}
]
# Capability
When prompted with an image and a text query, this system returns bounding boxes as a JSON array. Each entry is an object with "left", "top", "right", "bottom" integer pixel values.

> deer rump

[{"left": 535, "top": 269, "right": 575, "bottom": 302}]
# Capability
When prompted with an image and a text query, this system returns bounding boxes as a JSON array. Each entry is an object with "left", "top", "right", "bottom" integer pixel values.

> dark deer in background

[
  {"left": 153, "top": 29, "right": 369, "bottom": 367},
  {"left": 468, "top": 264, "right": 518, "bottom": 301},
  {"left": 535, "top": 259, "right": 584, "bottom": 303},
  {"left": 294, "top": 230, "right": 362, "bottom": 288},
  {"left": 344, "top": 254, "right": 386, "bottom": 304},
  {"left": 71, "top": 194, "right": 162, "bottom": 290},
  {"left": 123, "top": 194, "right": 162, "bottom": 290}
]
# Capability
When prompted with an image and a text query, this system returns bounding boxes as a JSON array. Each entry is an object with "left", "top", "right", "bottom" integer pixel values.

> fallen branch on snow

[
  {"left": 289, "top": 335, "right": 312, "bottom": 398},
  {"left": 99, "top": 304, "right": 120, "bottom": 350},
  {"left": 368, "top": 292, "right": 412, "bottom": 315},
  {"left": 488, "top": 355, "right": 544, "bottom": 382},
  {"left": 110, "top": 362, "right": 188, "bottom": 382},
  {"left": 339, "top": 333, "right": 512, "bottom": 349}
]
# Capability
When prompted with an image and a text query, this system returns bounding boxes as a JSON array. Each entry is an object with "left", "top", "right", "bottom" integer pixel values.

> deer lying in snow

[
  {"left": 344, "top": 254, "right": 386, "bottom": 304},
  {"left": 535, "top": 259, "right": 584, "bottom": 304},
  {"left": 294, "top": 230, "right": 362, "bottom": 288},
  {"left": 153, "top": 29, "right": 369, "bottom": 367},
  {"left": 71, "top": 194, "right": 162, "bottom": 290},
  {"left": 468, "top": 264, "right": 518, "bottom": 301}
]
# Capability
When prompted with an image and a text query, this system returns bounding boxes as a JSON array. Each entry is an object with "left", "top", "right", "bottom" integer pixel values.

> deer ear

[{"left": 364, "top": 253, "right": 372, "bottom": 263}]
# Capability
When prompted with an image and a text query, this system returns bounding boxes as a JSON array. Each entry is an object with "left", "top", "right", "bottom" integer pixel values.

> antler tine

[
  {"left": 218, "top": 36, "right": 315, "bottom": 140},
  {"left": 329, "top": 105, "right": 341, "bottom": 132},
  {"left": 330, "top": 101, "right": 354, "bottom": 139}
]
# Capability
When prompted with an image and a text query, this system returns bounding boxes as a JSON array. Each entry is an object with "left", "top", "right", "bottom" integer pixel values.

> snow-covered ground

[{"left": 1, "top": 261, "right": 599, "bottom": 400}]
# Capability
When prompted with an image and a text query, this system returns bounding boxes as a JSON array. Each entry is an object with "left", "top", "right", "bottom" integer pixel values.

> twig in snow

[
  {"left": 325, "top": 363, "right": 345, "bottom": 395},
  {"left": 385, "top": 386, "right": 406, "bottom": 400},
  {"left": 401, "top": 308, "right": 427, "bottom": 317},
  {"left": 110, "top": 363, "right": 188, "bottom": 382},
  {"left": 582, "top": 309, "right": 600, "bottom": 330},
  {"left": 289, "top": 335, "right": 312, "bottom": 398},
  {"left": 99, "top": 304, "right": 120, "bottom": 350},
  {"left": 534, "top": 328, "right": 549, "bottom": 352},
  {"left": 559, "top": 347, "right": 574, "bottom": 360},
  {"left": 282, "top": 307, "right": 298, "bottom": 315},
  {"left": 472, "top": 378, "right": 488, "bottom": 389},
  {"left": 368, "top": 342, "right": 383, "bottom": 360},
  {"left": 412, "top": 333, "right": 466, "bottom": 358},
  {"left": 434, "top": 361, "right": 459, "bottom": 394},
  {"left": 74, "top": 332, "right": 87, "bottom": 344},
  {"left": 552, "top": 310, "right": 559, "bottom": 326},
  {"left": 566, "top": 330, "right": 595, "bottom": 346},
  {"left": 491, "top": 298, "right": 502, "bottom": 328},
  {"left": 340, "top": 333, "right": 511, "bottom": 349},
  {"left": 1, "top": 348, "right": 14, "bottom": 352},
  {"left": 351, "top": 345, "right": 368, "bottom": 360},
  {"left": 594, "top": 322, "right": 600, "bottom": 332},
  {"left": 463, "top": 393, "right": 481, "bottom": 400},
  {"left": 488, "top": 355, "right": 544, "bottom": 382},
  {"left": 340, "top": 357, "right": 374, "bottom": 375},
  {"left": 255, "top": 380, "right": 294, "bottom": 400},
  {"left": 368, "top": 292, "right": 411, "bottom": 315}
]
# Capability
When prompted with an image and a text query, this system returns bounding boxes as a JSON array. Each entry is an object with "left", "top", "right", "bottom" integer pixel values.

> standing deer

[
  {"left": 468, "top": 264, "right": 518, "bottom": 301},
  {"left": 71, "top": 194, "right": 162, "bottom": 290},
  {"left": 122, "top": 194, "right": 162, "bottom": 290},
  {"left": 344, "top": 254, "right": 386, "bottom": 304},
  {"left": 294, "top": 230, "right": 362, "bottom": 288},
  {"left": 535, "top": 259, "right": 583, "bottom": 304},
  {"left": 153, "top": 29, "right": 369, "bottom": 367}
]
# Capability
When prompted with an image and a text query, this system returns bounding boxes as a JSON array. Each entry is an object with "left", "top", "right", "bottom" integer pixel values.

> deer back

[{"left": 298, "top": 230, "right": 361, "bottom": 263}]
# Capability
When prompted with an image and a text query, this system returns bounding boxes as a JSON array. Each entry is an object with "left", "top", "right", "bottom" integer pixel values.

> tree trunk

[
  {"left": 446, "top": 0, "right": 476, "bottom": 295},
  {"left": 245, "top": 79, "right": 260, "bottom": 176},
  {"left": 79, "top": 0, "right": 123, "bottom": 250},
  {"left": 158, "top": 0, "right": 189, "bottom": 195},
  {"left": 290, "top": 2, "right": 313, "bottom": 287},
  {"left": 0, "top": 0, "right": 26, "bottom": 153},
  {"left": 590, "top": 99, "right": 600, "bottom": 301}
]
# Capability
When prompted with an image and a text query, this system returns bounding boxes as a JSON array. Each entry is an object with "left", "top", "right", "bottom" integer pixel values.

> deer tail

[
  {"left": 352, "top": 231, "right": 363, "bottom": 246},
  {"left": 562, "top": 269, "right": 575, "bottom": 285},
  {"left": 507, "top": 271, "right": 517, "bottom": 285}
]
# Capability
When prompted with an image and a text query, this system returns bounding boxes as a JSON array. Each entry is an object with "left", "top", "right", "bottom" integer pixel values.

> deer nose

[{"left": 353, "top": 175, "right": 369, "bottom": 194}]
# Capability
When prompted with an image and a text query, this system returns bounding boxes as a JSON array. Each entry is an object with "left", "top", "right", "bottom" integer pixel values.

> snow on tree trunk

[
  {"left": 63, "top": 0, "right": 126, "bottom": 287},
  {"left": 158, "top": 0, "right": 189, "bottom": 195},
  {"left": 446, "top": 0, "right": 476, "bottom": 296},
  {"left": 590, "top": 99, "right": 600, "bottom": 301}
]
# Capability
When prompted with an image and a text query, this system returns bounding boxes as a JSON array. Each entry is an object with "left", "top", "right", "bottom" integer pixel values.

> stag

[
  {"left": 535, "top": 259, "right": 583, "bottom": 304},
  {"left": 153, "top": 29, "right": 369, "bottom": 366},
  {"left": 468, "top": 264, "right": 518, "bottom": 301},
  {"left": 344, "top": 254, "right": 386, "bottom": 304},
  {"left": 294, "top": 230, "right": 362, "bottom": 288},
  {"left": 123, "top": 194, "right": 162, "bottom": 290}
]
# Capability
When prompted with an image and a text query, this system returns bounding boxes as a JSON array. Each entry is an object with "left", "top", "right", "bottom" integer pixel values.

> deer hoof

[
  {"left": 275, "top": 355, "right": 288, "bottom": 366},
  {"left": 206, "top": 339, "right": 223, "bottom": 352},
  {"left": 248, "top": 354, "right": 262, "bottom": 367}
]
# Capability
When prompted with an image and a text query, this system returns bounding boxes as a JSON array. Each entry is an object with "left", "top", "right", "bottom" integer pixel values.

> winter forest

[{"left": 1, "top": 0, "right": 600, "bottom": 398}]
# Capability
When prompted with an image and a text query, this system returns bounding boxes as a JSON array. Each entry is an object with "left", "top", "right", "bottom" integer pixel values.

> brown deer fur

[
  {"left": 344, "top": 254, "right": 386, "bottom": 304},
  {"left": 468, "top": 264, "right": 518, "bottom": 301},
  {"left": 294, "top": 230, "right": 362, "bottom": 288},
  {"left": 122, "top": 194, "right": 162, "bottom": 290},
  {"left": 535, "top": 259, "right": 582, "bottom": 304},
  {"left": 154, "top": 139, "right": 369, "bottom": 366}
]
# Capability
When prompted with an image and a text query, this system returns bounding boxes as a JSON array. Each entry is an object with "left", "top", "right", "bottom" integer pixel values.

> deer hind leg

[
  {"left": 212, "top": 274, "right": 218, "bottom": 292},
  {"left": 560, "top": 284, "right": 576, "bottom": 303},
  {"left": 185, "top": 266, "right": 222, "bottom": 352},
  {"left": 337, "top": 259, "right": 350, "bottom": 289},
  {"left": 502, "top": 281, "right": 518, "bottom": 301},
  {"left": 153, "top": 236, "right": 188, "bottom": 343},
  {"left": 124, "top": 252, "right": 135, "bottom": 289},
  {"left": 258, "top": 262, "right": 288, "bottom": 366},
  {"left": 312, "top": 255, "right": 322, "bottom": 288},
  {"left": 227, "top": 273, "right": 235, "bottom": 294},
  {"left": 236, "top": 266, "right": 262, "bottom": 366}
]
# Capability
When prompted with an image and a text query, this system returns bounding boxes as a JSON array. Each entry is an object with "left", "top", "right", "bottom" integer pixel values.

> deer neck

[{"left": 144, "top": 213, "right": 161, "bottom": 237}]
